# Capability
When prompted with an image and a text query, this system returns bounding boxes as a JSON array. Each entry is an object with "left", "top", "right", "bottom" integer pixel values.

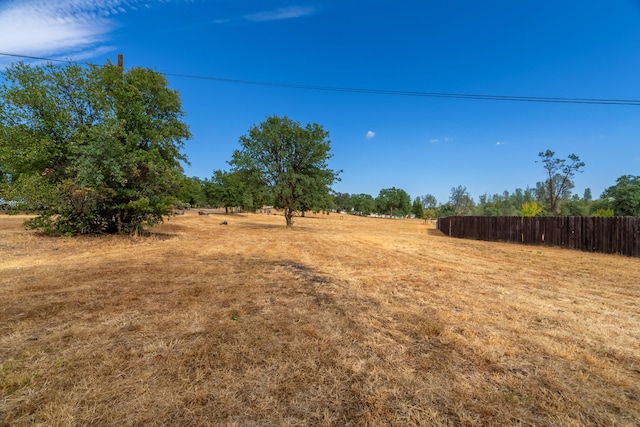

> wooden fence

[{"left": 436, "top": 216, "right": 640, "bottom": 257}]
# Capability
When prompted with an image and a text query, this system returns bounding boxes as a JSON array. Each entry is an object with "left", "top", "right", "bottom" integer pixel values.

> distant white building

[{"left": 0, "top": 198, "right": 19, "bottom": 208}]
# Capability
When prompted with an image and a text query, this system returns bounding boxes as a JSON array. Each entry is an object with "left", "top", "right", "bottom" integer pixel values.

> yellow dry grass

[{"left": 1, "top": 211, "right": 639, "bottom": 426}]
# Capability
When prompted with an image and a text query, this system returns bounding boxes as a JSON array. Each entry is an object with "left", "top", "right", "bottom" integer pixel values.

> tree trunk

[
  {"left": 116, "top": 211, "right": 123, "bottom": 233},
  {"left": 284, "top": 208, "right": 294, "bottom": 227}
]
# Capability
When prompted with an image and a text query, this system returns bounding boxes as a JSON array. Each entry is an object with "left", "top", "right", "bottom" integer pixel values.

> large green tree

[
  {"left": 413, "top": 194, "right": 437, "bottom": 219},
  {"left": 0, "top": 61, "right": 190, "bottom": 234},
  {"left": 536, "top": 150, "right": 585, "bottom": 214},
  {"left": 411, "top": 197, "right": 424, "bottom": 218},
  {"left": 602, "top": 175, "right": 640, "bottom": 216},
  {"left": 352, "top": 193, "right": 376, "bottom": 216},
  {"left": 333, "top": 192, "right": 353, "bottom": 213},
  {"left": 417, "top": 194, "right": 438, "bottom": 210},
  {"left": 175, "top": 176, "right": 207, "bottom": 208},
  {"left": 229, "top": 115, "right": 339, "bottom": 227},
  {"left": 207, "top": 169, "right": 263, "bottom": 213},
  {"left": 375, "top": 187, "right": 411, "bottom": 217}
]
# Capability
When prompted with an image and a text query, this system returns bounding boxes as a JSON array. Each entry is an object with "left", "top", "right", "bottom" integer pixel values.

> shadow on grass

[
  {"left": 427, "top": 228, "right": 445, "bottom": 237},
  {"left": 238, "top": 222, "right": 286, "bottom": 230},
  {"left": 147, "top": 232, "right": 179, "bottom": 240}
]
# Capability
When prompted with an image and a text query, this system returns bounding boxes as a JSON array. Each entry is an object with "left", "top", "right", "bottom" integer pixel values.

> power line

[
  {"left": 0, "top": 52, "right": 76, "bottom": 64},
  {"left": 2, "top": 51, "right": 640, "bottom": 106},
  {"left": 160, "top": 72, "right": 640, "bottom": 106}
]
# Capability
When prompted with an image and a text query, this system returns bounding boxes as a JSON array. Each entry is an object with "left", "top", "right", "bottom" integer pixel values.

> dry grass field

[{"left": 1, "top": 210, "right": 639, "bottom": 426}]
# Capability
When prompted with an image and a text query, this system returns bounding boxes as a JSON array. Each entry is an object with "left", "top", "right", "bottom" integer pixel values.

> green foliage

[
  {"left": 176, "top": 176, "right": 207, "bottom": 208},
  {"left": 420, "top": 194, "right": 438, "bottom": 209},
  {"left": 536, "top": 150, "right": 584, "bottom": 214},
  {"left": 333, "top": 192, "right": 353, "bottom": 213},
  {"left": 591, "top": 208, "right": 614, "bottom": 217},
  {"left": 473, "top": 193, "right": 515, "bottom": 216},
  {"left": 229, "top": 115, "right": 339, "bottom": 227},
  {"left": 589, "top": 197, "right": 613, "bottom": 216},
  {"left": 4, "top": 173, "right": 58, "bottom": 212},
  {"left": 210, "top": 170, "right": 242, "bottom": 211},
  {"left": 351, "top": 193, "right": 376, "bottom": 216},
  {"left": 449, "top": 185, "right": 475, "bottom": 215},
  {"left": 436, "top": 203, "right": 455, "bottom": 218},
  {"left": 602, "top": 175, "right": 640, "bottom": 216},
  {"left": 471, "top": 188, "right": 535, "bottom": 216},
  {"left": 520, "top": 201, "right": 543, "bottom": 217},
  {"left": 0, "top": 61, "right": 190, "bottom": 234},
  {"left": 376, "top": 187, "right": 411, "bottom": 217},
  {"left": 423, "top": 207, "right": 437, "bottom": 219},
  {"left": 331, "top": 192, "right": 387, "bottom": 216},
  {"left": 207, "top": 169, "right": 264, "bottom": 213},
  {"left": 561, "top": 194, "right": 590, "bottom": 216},
  {"left": 411, "top": 194, "right": 438, "bottom": 218},
  {"left": 411, "top": 197, "right": 424, "bottom": 218}
]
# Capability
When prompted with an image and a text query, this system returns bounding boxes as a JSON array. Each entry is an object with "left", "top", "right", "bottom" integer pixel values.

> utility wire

[
  {"left": 2, "top": 51, "right": 640, "bottom": 106},
  {"left": 0, "top": 52, "right": 75, "bottom": 64},
  {"left": 161, "top": 72, "right": 640, "bottom": 106}
]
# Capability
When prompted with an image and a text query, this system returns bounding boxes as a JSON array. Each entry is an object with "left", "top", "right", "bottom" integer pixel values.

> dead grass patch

[{"left": 1, "top": 211, "right": 639, "bottom": 426}]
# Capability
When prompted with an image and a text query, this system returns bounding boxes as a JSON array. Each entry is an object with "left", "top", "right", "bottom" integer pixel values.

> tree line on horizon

[
  {"left": 1, "top": 61, "right": 638, "bottom": 234},
  {"left": 177, "top": 150, "right": 639, "bottom": 220}
]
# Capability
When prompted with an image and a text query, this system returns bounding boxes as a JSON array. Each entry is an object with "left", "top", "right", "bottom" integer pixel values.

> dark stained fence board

[{"left": 436, "top": 216, "right": 640, "bottom": 258}]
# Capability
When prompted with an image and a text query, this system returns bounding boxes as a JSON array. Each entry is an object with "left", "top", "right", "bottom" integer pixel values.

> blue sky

[{"left": 1, "top": 0, "right": 639, "bottom": 204}]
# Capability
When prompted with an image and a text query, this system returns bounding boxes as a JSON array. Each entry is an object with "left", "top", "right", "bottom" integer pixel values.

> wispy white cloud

[
  {"left": 0, "top": 0, "right": 179, "bottom": 66},
  {"left": 496, "top": 141, "right": 504, "bottom": 145},
  {"left": 429, "top": 137, "right": 453, "bottom": 143},
  {"left": 0, "top": 1, "right": 109, "bottom": 57},
  {"left": 55, "top": 45, "right": 118, "bottom": 62},
  {"left": 366, "top": 130, "right": 376, "bottom": 140},
  {"left": 243, "top": 6, "right": 316, "bottom": 22}
]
